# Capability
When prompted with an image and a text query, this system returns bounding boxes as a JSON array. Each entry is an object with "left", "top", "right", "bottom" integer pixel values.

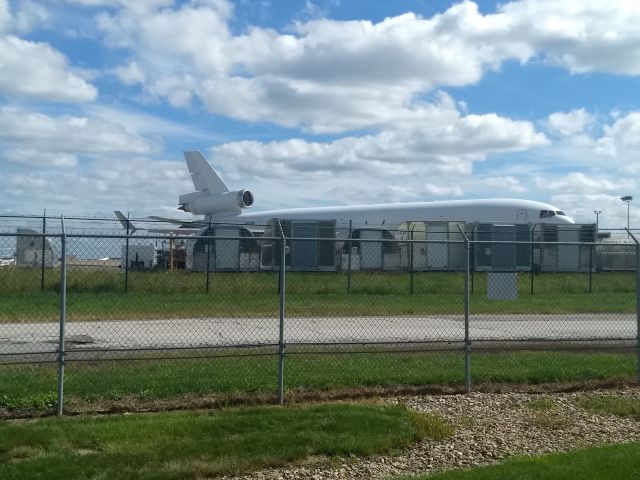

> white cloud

[
  {"left": 114, "top": 61, "right": 146, "bottom": 85},
  {"left": 93, "top": 0, "right": 640, "bottom": 133},
  {"left": 0, "top": 36, "right": 97, "bottom": 101},
  {"left": 0, "top": 1, "right": 96, "bottom": 102},
  {"left": 2, "top": 156, "right": 193, "bottom": 214},
  {"left": 13, "top": 1, "right": 49, "bottom": 33},
  {"left": 548, "top": 192, "right": 638, "bottom": 229},
  {"left": 64, "top": 0, "right": 172, "bottom": 8},
  {"left": 65, "top": 0, "right": 122, "bottom": 5},
  {"left": 598, "top": 112, "right": 640, "bottom": 153},
  {"left": 500, "top": 0, "right": 640, "bottom": 75},
  {"left": 0, "top": 107, "right": 158, "bottom": 167},
  {"left": 422, "top": 183, "right": 463, "bottom": 196},
  {"left": 85, "top": 104, "right": 211, "bottom": 140},
  {"left": 213, "top": 107, "right": 545, "bottom": 178},
  {"left": 98, "top": 1, "right": 530, "bottom": 131},
  {"left": 531, "top": 172, "right": 637, "bottom": 226},
  {"left": 535, "top": 172, "right": 635, "bottom": 195},
  {"left": 208, "top": 103, "right": 546, "bottom": 207},
  {"left": 4, "top": 149, "right": 78, "bottom": 167},
  {"left": 546, "top": 108, "right": 594, "bottom": 136},
  {"left": 536, "top": 109, "right": 640, "bottom": 177},
  {"left": 0, "top": 0, "right": 10, "bottom": 34},
  {"left": 518, "top": 110, "right": 640, "bottom": 225},
  {"left": 479, "top": 176, "right": 527, "bottom": 194}
]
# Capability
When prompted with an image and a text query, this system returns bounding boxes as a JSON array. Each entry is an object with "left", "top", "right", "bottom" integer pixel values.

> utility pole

[
  {"left": 593, "top": 210, "right": 601, "bottom": 236},
  {"left": 622, "top": 196, "right": 633, "bottom": 238}
]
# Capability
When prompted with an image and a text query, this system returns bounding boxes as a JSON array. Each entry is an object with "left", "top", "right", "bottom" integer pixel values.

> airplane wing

[
  {"left": 148, "top": 215, "right": 262, "bottom": 235},
  {"left": 147, "top": 216, "right": 210, "bottom": 228},
  {"left": 114, "top": 212, "right": 204, "bottom": 235},
  {"left": 147, "top": 227, "right": 202, "bottom": 235}
]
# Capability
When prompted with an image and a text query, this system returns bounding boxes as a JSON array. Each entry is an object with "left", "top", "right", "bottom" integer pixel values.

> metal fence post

[
  {"left": 589, "top": 243, "right": 593, "bottom": 294},
  {"left": 470, "top": 224, "right": 476, "bottom": 295},
  {"left": 457, "top": 225, "right": 471, "bottom": 393},
  {"left": 56, "top": 216, "right": 67, "bottom": 416},
  {"left": 40, "top": 209, "right": 46, "bottom": 292},
  {"left": 124, "top": 213, "right": 130, "bottom": 293},
  {"left": 409, "top": 227, "right": 414, "bottom": 295},
  {"left": 627, "top": 229, "right": 640, "bottom": 385},
  {"left": 206, "top": 220, "right": 212, "bottom": 293},
  {"left": 347, "top": 220, "right": 352, "bottom": 294},
  {"left": 277, "top": 221, "right": 287, "bottom": 404},
  {"left": 530, "top": 224, "right": 535, "bottom": 295}
]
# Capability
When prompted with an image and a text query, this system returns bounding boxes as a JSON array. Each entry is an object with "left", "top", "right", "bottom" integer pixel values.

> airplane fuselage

[{"left": 211, "top": 198, "right": 574, "bottom": 228}]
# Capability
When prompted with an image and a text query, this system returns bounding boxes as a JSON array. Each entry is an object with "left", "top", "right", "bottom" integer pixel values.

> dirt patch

[{"left": 0, "top": 378, "right": 635, "bottom": 419}]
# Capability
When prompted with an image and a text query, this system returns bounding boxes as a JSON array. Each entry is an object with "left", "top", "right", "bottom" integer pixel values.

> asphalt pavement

[{"left": 0, "top": 313, "right": 636, "bottom": 360}]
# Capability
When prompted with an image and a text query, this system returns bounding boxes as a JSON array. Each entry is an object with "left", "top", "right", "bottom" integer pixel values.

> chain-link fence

[{"left": 0, "top": 215, "right": 638, "bottom": 415}]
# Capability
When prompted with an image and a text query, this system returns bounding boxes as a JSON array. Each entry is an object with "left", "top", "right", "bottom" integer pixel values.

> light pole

[
  {"left": 593, "top": 210, "right": 601, "bottom": 236},
  {"left": 621, "top": 196, "right": 633, "bottom": 237}
]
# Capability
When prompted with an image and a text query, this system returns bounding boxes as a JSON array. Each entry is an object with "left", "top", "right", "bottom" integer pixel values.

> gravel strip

[{"left": 220, "top": 388, "right": 640, "bottom": 480}]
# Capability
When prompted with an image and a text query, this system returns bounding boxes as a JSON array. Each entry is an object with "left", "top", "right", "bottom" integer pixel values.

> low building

[
  {"left": 16, "top": 228, "right": 55, "bottom": 268},
  {"left": 121, "top": 244, "right": 157, "bottom": 269}
]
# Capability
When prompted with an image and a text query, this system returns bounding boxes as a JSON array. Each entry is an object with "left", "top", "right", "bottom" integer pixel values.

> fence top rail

[
  {"left": 0, "top": 232, "right": 637, "bottom": 247},
  {"left": 0, "top": 232, "right": 63, "bottom": 238},
  {"left": 0, "top": 214, "right": 48, "bottom": 220},
  {"left": 471, "top": 239, "right": 598, "bottom": 246}
]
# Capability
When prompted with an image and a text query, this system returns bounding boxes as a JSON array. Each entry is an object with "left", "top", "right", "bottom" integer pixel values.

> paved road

[{"left": 0, "top": 314, "right": 636, "bottom": 358}]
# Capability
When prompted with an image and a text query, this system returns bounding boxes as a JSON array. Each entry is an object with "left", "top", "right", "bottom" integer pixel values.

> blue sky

[{"left": 1, "top": 0, "right": 639, "bottom": 228}]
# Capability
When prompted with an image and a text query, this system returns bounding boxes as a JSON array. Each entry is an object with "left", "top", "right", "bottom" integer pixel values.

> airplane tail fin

[
  {"left": 183, "top": 151, "right": 229, "bottom": 195},
  {"left": 114, "top": 211, "right": 138, "bottom": 234}
]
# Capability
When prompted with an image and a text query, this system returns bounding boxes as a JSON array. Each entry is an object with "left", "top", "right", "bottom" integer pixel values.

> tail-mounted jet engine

[
  {"left": 179, "top": 151, "right": 255, "bottom": 216},
  {"left": 179, "top": 189, "right": 254, "bottom": 215}
]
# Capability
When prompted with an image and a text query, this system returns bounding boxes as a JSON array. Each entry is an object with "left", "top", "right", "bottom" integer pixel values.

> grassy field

[
  {"left": 403, "top": 442, "right": 640, "bottom": 480},
  {"left": 0, "top": 269, "right": 636, "bottom": 321},
  {"left": 1, "top": 351, "right": 635, "bottom": 412},
  {"left": 0, "top": 402, "right": 450, "bottom": 479},
  {"left": 579, "top": 394, "right": 640, "bottom": 420}
]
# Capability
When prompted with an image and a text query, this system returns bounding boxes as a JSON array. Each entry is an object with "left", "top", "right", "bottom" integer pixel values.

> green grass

[
  {"left": 0, "top": 351, "right": 634, "bottom": 412},
  {"left": 524, "top": 397, "right": 571, "bottom": 430},
  {"left": 3, "top": 268, "right": 634, "bottom": 296},
  {"left": 0, "top": 402, "right": 450, "bottom": 479},
  {"left": 400, "top": 442, "right": 640, "bottom": 479},
  {"left": 525, "top": 397, "right": 557, "bottom": 411},
  {"left": 579, "top": 395, "right": 640, "bottom": 420},
  {"left": 0, "top": 270, "right": 636, "bottom": 321}
]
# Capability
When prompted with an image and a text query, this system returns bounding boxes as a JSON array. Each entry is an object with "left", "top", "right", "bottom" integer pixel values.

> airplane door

[
  {"left": 215, "top": 227, "right": 240, "bottom": 270},
  {"left": 426, "top": 222, "right": 448, "bottom": 269},
  {"left": 292, "top": 222, "right": 318, "bottom": 270},
  {"left": 517, "top": 209, "right": 527, "bottom": 224},
  {"left": 360, "top": 229, "right": 383, "bottom": 270}
]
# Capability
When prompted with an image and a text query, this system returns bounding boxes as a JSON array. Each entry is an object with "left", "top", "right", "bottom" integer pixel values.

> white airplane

[
  {"left": 171, "top": 151, "right": 574, "bottom": 229},
  {"left": 0, "top": 258, "right": 14, "bottom": 267}
]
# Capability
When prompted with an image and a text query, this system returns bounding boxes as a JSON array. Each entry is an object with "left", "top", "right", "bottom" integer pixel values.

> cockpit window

[
  {"left": 539, "top": 210, "right": 557, "bottom": 218},
  {"left": 556, "top": 211, "right": 565, "bottom": 216}
]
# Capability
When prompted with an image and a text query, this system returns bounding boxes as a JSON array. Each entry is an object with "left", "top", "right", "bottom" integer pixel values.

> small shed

[
  {"left": 121, "top": 245, "right": 157, "bottom": 269},
  {"left": 16, "top": 228, "right": 55, "bottom": 268}
]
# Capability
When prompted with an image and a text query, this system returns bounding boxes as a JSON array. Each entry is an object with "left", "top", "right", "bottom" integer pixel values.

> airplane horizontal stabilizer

[
  {"left": 147, "top": 216, "right": 209, "bottom": 229},
  {"left": 114, "top": 211, "right": 138, "bottom": 234}
]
